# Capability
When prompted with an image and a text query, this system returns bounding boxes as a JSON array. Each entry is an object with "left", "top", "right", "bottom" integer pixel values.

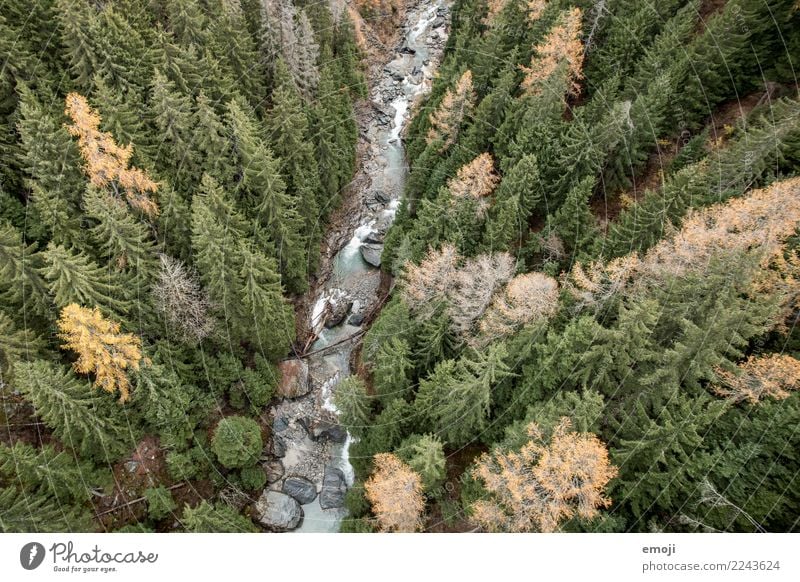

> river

[{"left": 265, "top": 0, "right": 450, "bottom": 533}]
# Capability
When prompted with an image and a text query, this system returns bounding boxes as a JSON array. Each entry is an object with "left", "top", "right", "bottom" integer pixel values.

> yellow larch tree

[
  {"left": 364, "top": 453, "right": 425, "bottom": 532},
  {"left": 520, "top": 7, "right": 584, "bottom": 97},
  {"left": 713, "top": 354, "right": 800, "bottom": 404},
  {"left": 448, "top": 153, "right": 500, "bottom": 218},
  {"left": 57, "top": 303, "right": 146, "bottom": 402},
  {"left": 65, "top": 92, "right": 159, "bottom": 217},
  {"left": 400, "top": 244, "right": 461, "bottom": 311},
  {"left": 477, "top": 272, "right": 559, "bottom": 345},
  {"left": 472, "top": 418, "right": 617, "bottom": 532},
  {"left": 426, "top": 70, "right": 475, "bottom": 150}
]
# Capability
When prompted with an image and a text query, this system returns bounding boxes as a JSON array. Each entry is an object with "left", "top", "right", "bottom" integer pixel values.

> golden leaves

[
  {"left": 472, "top": 418, "right": 617, "bottom": 532},
  {"left": 57, "top": 303, "right": 146, "bottom": 402},
  {"left": 365, "top": 453, "right": 425, "bottom": 532},
  {"left": 426, "top": 70, "right": 475, "bottom": 150},
  {"left": 448, "top": 153, "right": 499, "bottom": 218},
  {"left": 65, "top": 93, "right": 159, "bottom": 217},
  {"left": 713, "top": 354, "right": 800, "bottom": 404},
  {"left": 520, "top": 8, "right": 583, "bottom": 97}
]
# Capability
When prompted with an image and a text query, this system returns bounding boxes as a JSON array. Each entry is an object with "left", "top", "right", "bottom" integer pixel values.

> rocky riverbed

[{"left": 255, "top": 0, "right": 450, "bottom": 533}]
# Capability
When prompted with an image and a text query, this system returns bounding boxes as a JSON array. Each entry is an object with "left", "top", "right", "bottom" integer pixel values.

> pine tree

[
  {"left": 0, "top": 221, "right": 50, "bottom": 317},
  {"left": 13, "top": 360, "right": 131, "bottom": 459},
  {"left": 181, "top": 500, "right": 257, "bottom": 532},
  {"left": 55, "top": 0, "right": 98, "bottom": 90},
  {"left": 0, "top": 487, "right": 93, "bottom": 533},
  {"left": 149, "top": 70, "right": 197, "bottom": 192},
  {"left": 333, "top": 376, "right": 372, "bottom": 438},
  {"left": 16, "top": 85, "right": 84, "bottom": 244},
  {"left": 399, "top": 434, "right": 446, "bottom": 492},
  {"left": 40, "top": 243, "right": 129, "bottom": 317},
  {"left": 372, "top": 337, "right": 413, "bottom": 405},
  {"left": 547, "top": 176, "right": 599, "bottom": 260},
  {"left": 483, "top": 154, "right": 543, "bottom": 252},
  {"left": 193, "top": 91, "right": 232, "bottom": 186}
]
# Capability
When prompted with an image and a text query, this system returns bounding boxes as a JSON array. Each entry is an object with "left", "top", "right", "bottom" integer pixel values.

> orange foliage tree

[
  {"left": 477, "top": 272, "right": 559, "bottom": 345},
  {"left": 400, "top": 244, "right": 461, "bottom": 313},
  {"left": 65, "top": 93, "right": 159, "bottom": 217},
  {"left": 448, "top": 153, "right": 500, "bottom": 217},
  {"left": 520, "top": 8, "right": 583, "bottom": 97},
  {"left": 364, "top": 453, "right": 425, "bottom": 532},
  {"left": 57, "top": 303, "right": 146, "bottom": 402},
  {"left": 426, "top": 70, "right": 475, "bottom": 150},
  {"left": 713, "top": 354, "right": 800, "bottom": 404},
  {"left": 472, "top": 418, "right": 617, "bottom": 532}
]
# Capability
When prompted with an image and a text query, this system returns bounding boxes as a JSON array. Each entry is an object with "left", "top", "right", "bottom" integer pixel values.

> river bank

[{"left": 255, "top": 0, "right": 451, "bottom": 533}]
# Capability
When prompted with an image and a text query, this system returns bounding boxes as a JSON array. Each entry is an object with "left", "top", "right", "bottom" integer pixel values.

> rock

[
  {"left": 124, "top": 461, "right": 139, "bottom": 473},
  {"left": 276, "top": 359, "right": 311, "bottom": 399},
  {"left": 433, "top": 16, "right": 446, "bottom": 28},
  {"left": 360, "top": 243, "right": 383, "bottom": 267},
  {"left": 347, "top": 312, "right": 365, "bottom": 326},
  {"left": 271, "top": 435, "right": 286, "bottom": 458},
  {"left": 282, "top": 476, "right": 317, "bottom": 505},
  {"left": 364, "top": 230, "right": 385, "bottom": 244},
  {"left": 398, "top": 45, "right": 416, "bottom": 55},
  {"left": 324, "top": 298, "right": 352, "bottom": 328},
  {"left": 372, "top": 190, "right": 390, "bottom": 203},
  {"left": 319, "top": 466, "right": 347, "bottom": 510},
  {"left": 303, "top": 414, "right": 348, "bottom": 444},
  {"left": 264, "top": 460, "right": 284, "bottom": 484},
  {"left": 256, "top": 491, "right": 303, "bottom": 531},
  {"left": 272, "top": 416, "right": 290, "bottom": 433}
]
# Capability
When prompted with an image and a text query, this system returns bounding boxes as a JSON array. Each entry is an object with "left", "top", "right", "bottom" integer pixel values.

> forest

[{"left": 1, "top": 0, "right": 800, "bottom": 534}]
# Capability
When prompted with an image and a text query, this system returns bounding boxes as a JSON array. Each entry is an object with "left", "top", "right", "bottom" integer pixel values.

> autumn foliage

[
  {"left": 57, "top": 303, "right": 146, "bottom": 402},
  {"left": 472, "top": 418, "right": 617, "bottom": 532},
  {"left": 520, "top": 8, "right": 584, "bottom": 96},
  {"left": 364, "top": 453, "right": 425, "bottom": 532},
  {"left": 65, "top": 93, "right": 159, "bottom": 217},
  {"left": 448, "top": 153, "right": 500, "bottom": 217},
  {"left": 478, "top": 272, "right": 559, "bottom": 344},
  {"left": 426, "top": 70, "right": 475, "bottom": 150},
  {"left": 714, "top": 354, "right": 800, "bottom": 404}
]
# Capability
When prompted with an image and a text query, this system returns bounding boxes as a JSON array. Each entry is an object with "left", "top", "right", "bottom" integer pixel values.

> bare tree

[
  {"left": 152, "top": 255, "right": 214, "bottom": 343},
  {"left": 448, "top": 252, "right": 514, "bottom": 339}
]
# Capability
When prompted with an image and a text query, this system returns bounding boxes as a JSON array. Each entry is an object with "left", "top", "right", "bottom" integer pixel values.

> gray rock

[
  {"left": 433, "top": 16, "right": 446, "bottom": 28},
  {"left": 271, "top": 435, "right": 286, "bottom": 458},
  {"left": 347, "top": 312, "right": 365, "bottom": 326},
  {"left": 276, "top": 359, "right": 310, "bottom": 399},
  {"left": 364, "top": 230, "right": 385, "bottom": 244},
  {"left": 256, "top": 491, "right": 303, "bottom": 531},
  {"left": 302, "top": 414, "right": 348, "bottom": 444},
  {"left": 264, "top": 460, "right": 284, "bottom": 484},
  {"left": 319, "top": 466, "right": 347, "bottom": 510},
  {"left": 398, "top": 45, "right": 416, "bottom": 55},
  {"left": 272, "top": 416, "right": 290, "bottom": 433},
  {"left": 282, "top": 476, "right": 317, "bottom": 505},
  {"left": 360, "top": 243, "right": 383, "bottom": 267},
  {"left": 324, "top": 299, "right": 352, "bottom": 328},
  {"left": 124, "top": 461, "right": 139, "bottom": 473}
]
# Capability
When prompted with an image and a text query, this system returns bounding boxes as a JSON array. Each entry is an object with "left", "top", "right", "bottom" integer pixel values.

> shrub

[{"left": 211, "top": 416, "right": 263, "bottom": 469}]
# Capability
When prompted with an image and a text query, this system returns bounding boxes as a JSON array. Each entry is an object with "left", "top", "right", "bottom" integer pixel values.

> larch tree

[
  {"left": 57, "top": 303, "right": 146, "bottom": 402},
  {"left": 447, "top": 153, "right": 500, "bottom": 218},
  {"left": 477, "top": 272, "right": 559, "bottom": 345},
  {"left": 713, "top": 354, "right": 800, "bottom": 404},
  {"left": 472, "top": 418, "right": 618, "bottom": 532},
  {"left": 426, "top": 70, "right": 476, "bottom": 151},
  {"left": 520, "top": 7, "right": 584, "bottom": 97},
  {"left": 364, "top": 453, "right": 425, "bottom": 532},
  {"left": 152, "top": 254, "right": 214, "bottom": 344},
  {"left": 400, "top": 244, "right": 461, "bottom": 316},
  {"left": 64, "top": 93, "right": 159, "bottom": 218},
  {"left": 448, "top": 252, "right": 514, "bottom": 340}
]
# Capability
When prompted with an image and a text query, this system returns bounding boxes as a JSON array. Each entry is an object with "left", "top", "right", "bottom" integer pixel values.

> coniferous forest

[{"left": 2, "top": 0, "right": 800, "bottom": 535}]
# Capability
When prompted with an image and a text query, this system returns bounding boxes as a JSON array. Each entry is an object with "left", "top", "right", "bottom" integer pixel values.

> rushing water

[{"left": 286, "top": 1, "right": 449, "bottom": 533}]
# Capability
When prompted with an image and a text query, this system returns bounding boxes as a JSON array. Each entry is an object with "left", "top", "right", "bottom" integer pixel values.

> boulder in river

[
  {"left": 276, "top": 359, "right": 310, "bottom": 399},
  {"left": 347, "top": 312, "right": 365, "bottom": 326},
  {"left": 256, "top": 490, "right": 303, "bottom": 531},
  {"left": 264, "top": 460, "right": 284, "bottom": 484},
  {"left": 319, "top": 466, "right": 347, "bottom": 510},
  {"left": 271, "top": 435, "right": 286, "bottom": 458},
  {"left": 282, "top": 476, "right": 318, "bottom": 505},
  {"left": 360, "top": 243, "right": 383, "bottom": 267},
  {"left": 324, "top": 298, "right": 352, "bottom": 328}
]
